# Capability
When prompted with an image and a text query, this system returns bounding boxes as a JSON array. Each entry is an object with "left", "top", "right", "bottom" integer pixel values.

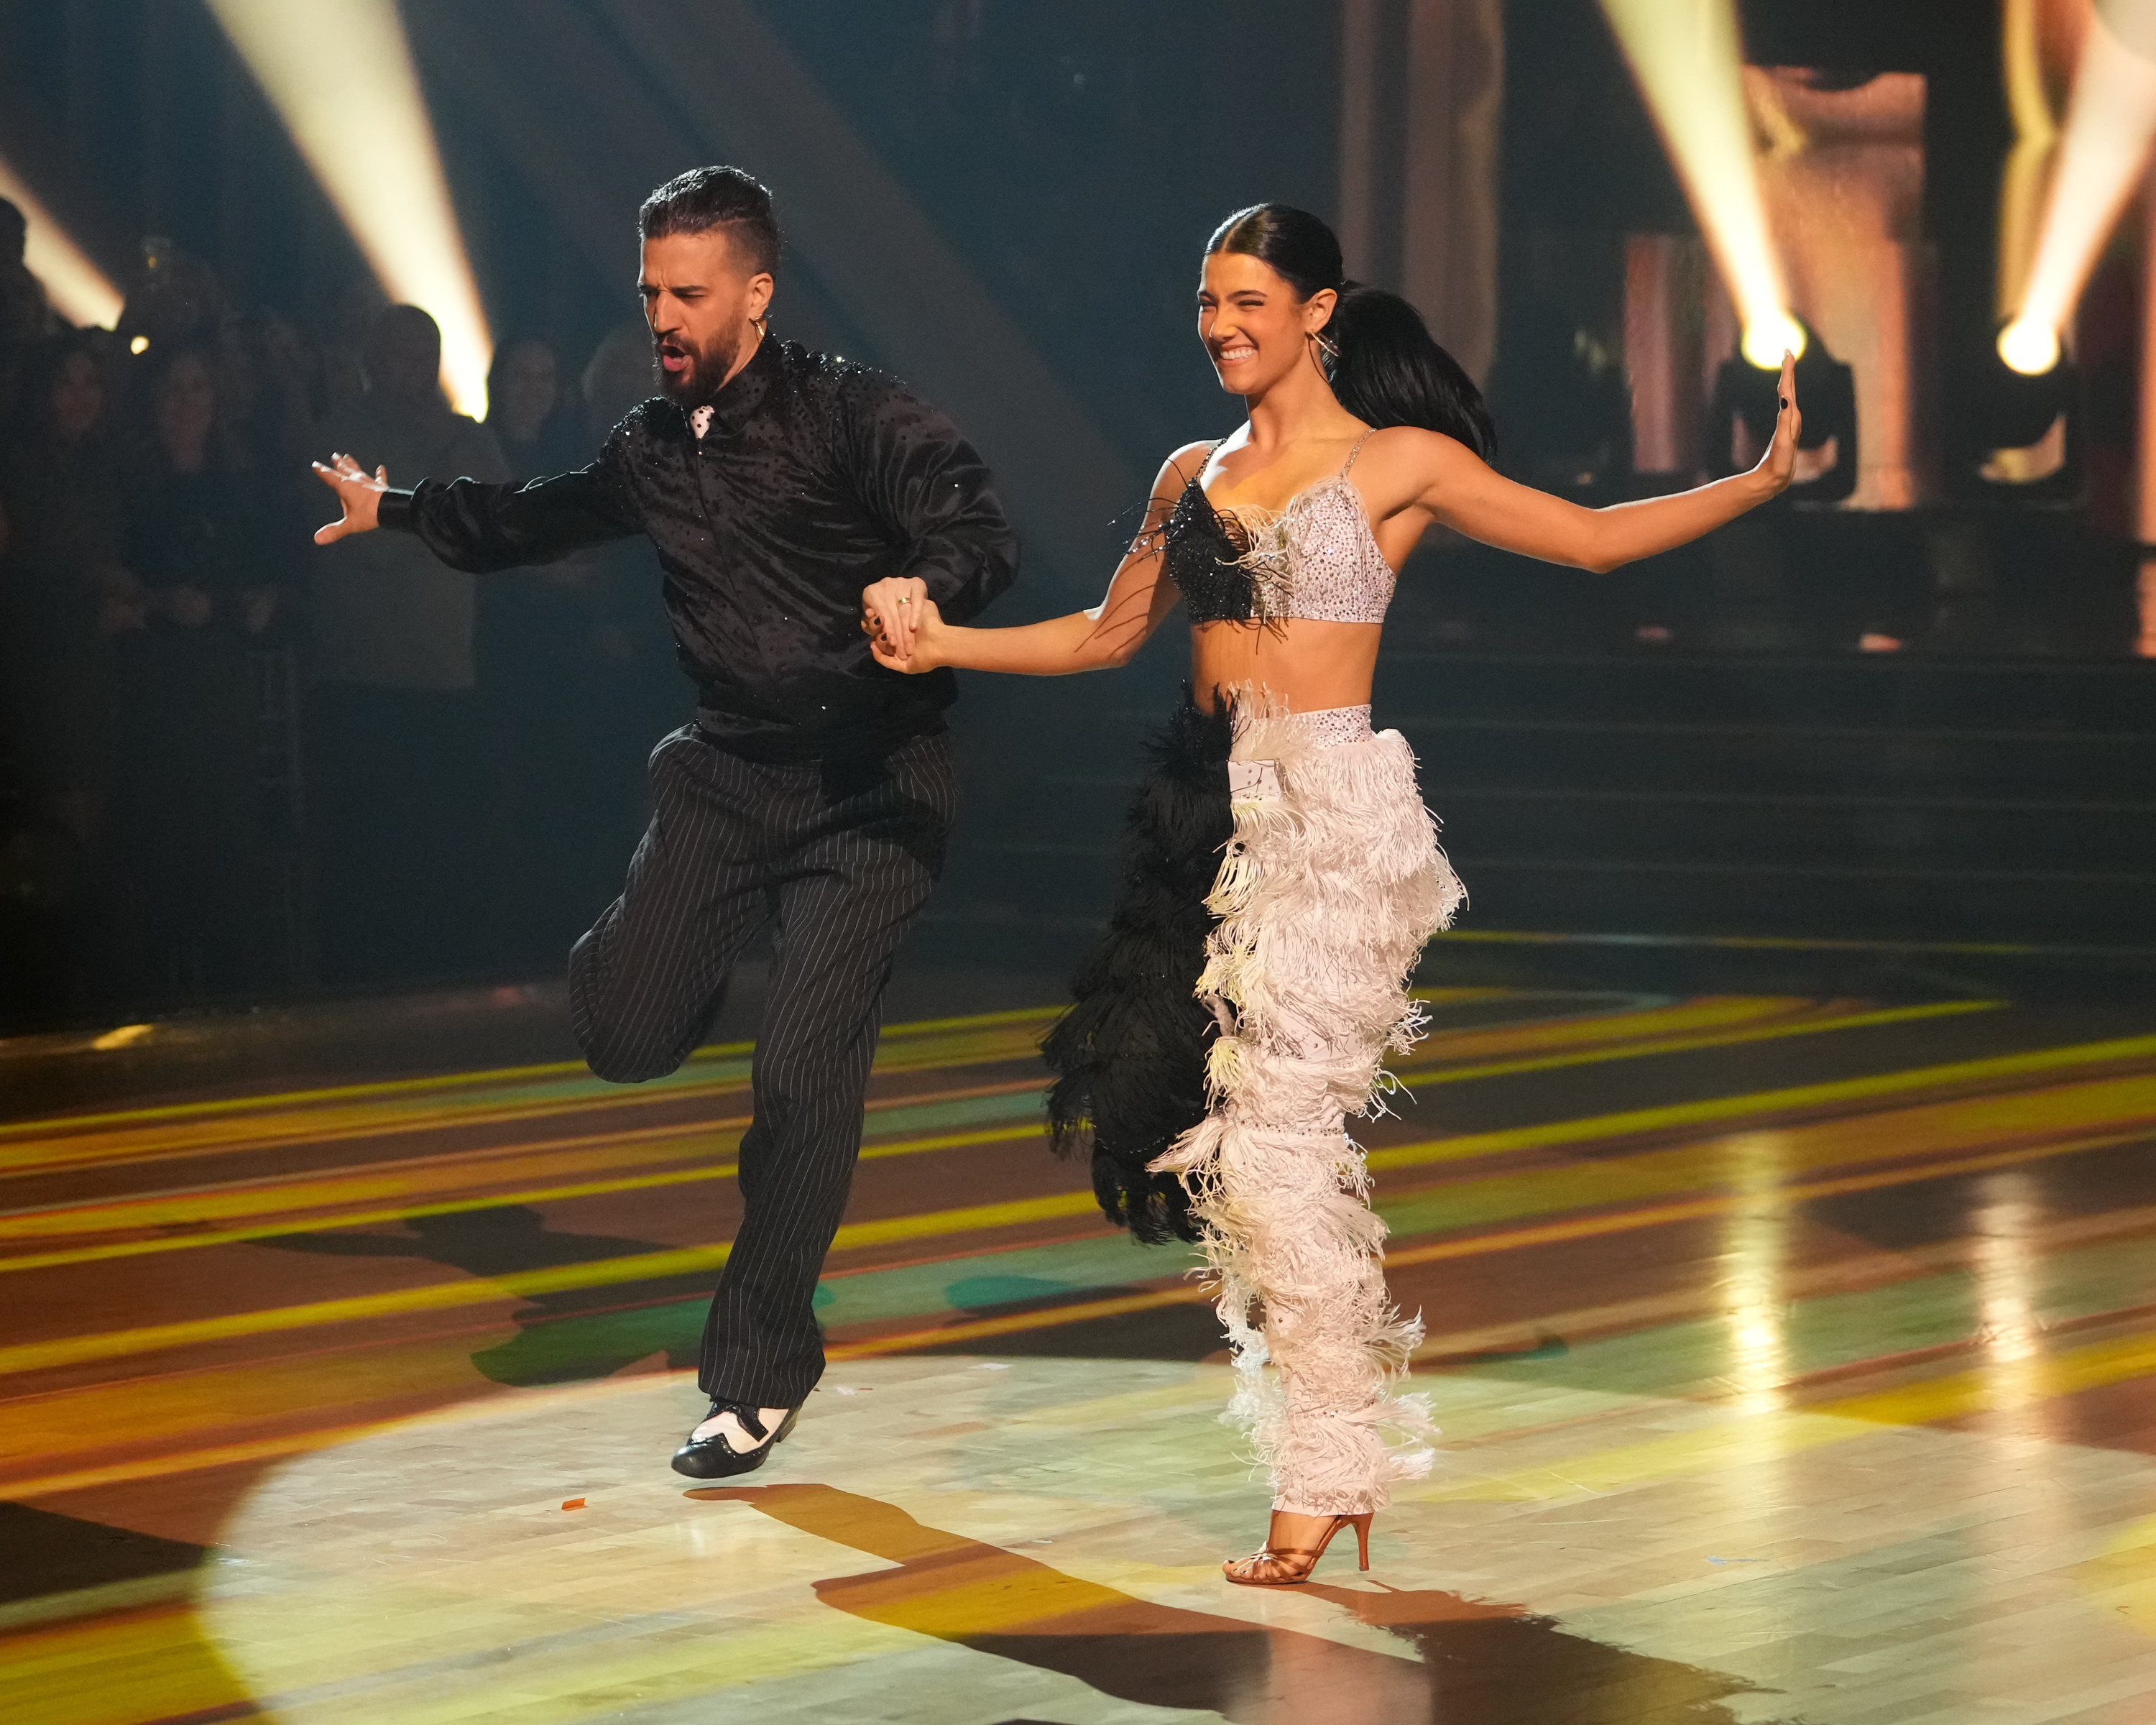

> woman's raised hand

[
  {"left": 1757, "top": 351, "right": 1802, "bottom": 495},
  {"left": 310, "top": 453, "right": 390, "bottom": 544},
  {"left": 864, "top": 589, "right": 946, "bottom": 673}
]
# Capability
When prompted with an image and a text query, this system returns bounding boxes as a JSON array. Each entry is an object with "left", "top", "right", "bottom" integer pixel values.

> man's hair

[{"left": 638, "top": 167, "right": 780, "bottom": 276}]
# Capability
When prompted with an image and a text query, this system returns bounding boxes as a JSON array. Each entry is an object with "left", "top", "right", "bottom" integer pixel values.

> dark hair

[
  {"left": 1205, "top": 203, "right": 1494, "bottom": 459},
  {"left": 639, "top": 166, "right": 780, "bottom": 277},
  {"left": 21, "top": 330, "right": 109, "bottom": 438},
  {"left": 486, "top": 334, "right": 556, "bottom": 402}
]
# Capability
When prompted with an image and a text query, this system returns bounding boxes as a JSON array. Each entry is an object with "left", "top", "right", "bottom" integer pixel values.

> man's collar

[{"left": 691, "top": 329, "right": 778, "bottom": 439}]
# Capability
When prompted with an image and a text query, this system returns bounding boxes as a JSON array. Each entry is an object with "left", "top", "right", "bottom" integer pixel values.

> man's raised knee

[{"left": 577, "top": 1026, "right": 685, "bottom": 1085}]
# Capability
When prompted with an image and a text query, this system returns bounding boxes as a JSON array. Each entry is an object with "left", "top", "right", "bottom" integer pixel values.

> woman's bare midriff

[{"left": 1187, "top": 618, "right": 1383, "bottom": 713}]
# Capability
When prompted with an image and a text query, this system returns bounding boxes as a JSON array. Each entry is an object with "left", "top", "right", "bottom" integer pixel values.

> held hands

[
  {"left": 310, "top": 453, "right": 390, "bottom": 544},
  {"left": 1755, "top": 351, "right": 1803, "bottom": 497},
  {"left": 861, "top": 576, "right": 945, "bottom": 673}
]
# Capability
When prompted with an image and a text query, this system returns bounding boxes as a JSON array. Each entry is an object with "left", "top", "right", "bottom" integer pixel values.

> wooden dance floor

[{"left": 9, "top": 977, "right": 2156, "bottom": 1723}]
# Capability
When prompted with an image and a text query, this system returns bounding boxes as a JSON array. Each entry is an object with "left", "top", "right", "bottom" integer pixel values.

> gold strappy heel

[{"left": 1222, "top": 1510, "right": 1373, "bottom": 1586}]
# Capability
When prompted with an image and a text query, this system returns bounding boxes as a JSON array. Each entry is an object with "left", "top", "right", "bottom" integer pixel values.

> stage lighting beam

[
  {"left": 204, "top": 0, "right": 492, "bottom": 417},
  {"left": 0, "top": 158, "right": 121, "bottom": 328},
  {"left": 2004, "top": 0, "right": 2156, "bottom": 377},
  {"left": 1599, "top": 0, "right": 1805, "bottom": 369}
]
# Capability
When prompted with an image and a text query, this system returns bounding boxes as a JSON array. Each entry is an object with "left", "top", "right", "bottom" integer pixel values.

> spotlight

[
  {"left": 1709, "top": 320, "right": 1858, "bottom": 505},
  {"left": 1971, "top": 320, "right": 2077, "bottom": 492},
  {"left": 0, "top": 157, "right": 121, "bottom": 328},
  {"left": 1996, "top": 318, "right": 2061, "bottom": 377},
  {"left": 204, "top": 0, "right": 493, "bottom": 417},
  {"left": 2004, "top": 0, "right": 2156, "bottom": 364},
  {"left": 1600, "top": 0, "right": 1804, "bottom": 371},
  {"left": 1742, "top": 312, "right": 1808, "bottom": 371}
]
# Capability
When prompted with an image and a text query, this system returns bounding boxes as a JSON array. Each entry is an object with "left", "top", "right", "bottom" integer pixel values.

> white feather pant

[{"left": 1150, "top": 697, "right": 1464, "bottom": 1515}]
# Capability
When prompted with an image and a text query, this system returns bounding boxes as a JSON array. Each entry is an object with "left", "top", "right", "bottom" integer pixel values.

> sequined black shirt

[{"left": 377, "top": 335, "right": 1018, "bottom": 760}]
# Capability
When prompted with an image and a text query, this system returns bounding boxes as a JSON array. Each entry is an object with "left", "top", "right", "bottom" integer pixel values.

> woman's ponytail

[
  {"left": 1325, "top": 284, "right": 1495, "bottom": 459},
  {"left": 1206, "top": 203, "right": 1495, "bottom": 459}
]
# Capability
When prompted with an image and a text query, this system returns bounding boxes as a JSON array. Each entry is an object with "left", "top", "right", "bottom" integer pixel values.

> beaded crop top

[{"left": 1159, "top": 431, "right": 1394, "bottom": 626}]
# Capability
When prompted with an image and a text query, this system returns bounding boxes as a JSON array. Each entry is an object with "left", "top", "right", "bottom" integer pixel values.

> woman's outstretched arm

[
  {"left": 1378, "top": 351, "right": 1802, "bottom": 574},
  {"left": 867, "top": 443, "right": 1203, "bottom": 676}
]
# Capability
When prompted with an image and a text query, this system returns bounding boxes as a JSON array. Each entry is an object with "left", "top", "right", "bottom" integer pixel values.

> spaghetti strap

[{"left": 1340, "top": 430, "right": 1376, "bottom": 476}]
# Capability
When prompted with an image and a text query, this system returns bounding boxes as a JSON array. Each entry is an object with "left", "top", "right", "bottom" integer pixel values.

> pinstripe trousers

[{"left": 568, "top": 722, "right": 956, "bottom": 1407}]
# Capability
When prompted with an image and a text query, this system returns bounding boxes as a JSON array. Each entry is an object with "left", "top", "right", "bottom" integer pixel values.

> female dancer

[{"left": 862, "top": 205, "right": 1799, "bottom": 1585}]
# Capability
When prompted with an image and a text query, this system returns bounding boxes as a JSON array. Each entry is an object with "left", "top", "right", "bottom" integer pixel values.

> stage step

[{"left": 937, "top": 653, "right": 2156, "bottom": 953}]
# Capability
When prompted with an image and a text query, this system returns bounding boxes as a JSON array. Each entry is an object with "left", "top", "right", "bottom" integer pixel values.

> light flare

[
  {"left": 203, "top": 0, "right": 493, "bottom": 417},
  {"left": 1998, "top": 316, "right": 2064, "bottom": 376},
  {"left": 2006, "top": 0, "right": 2156, "bottom": 375},
  {"left": 0, "top": 157, "right": 122, "bottom": 328},
  {"left": 1599, "top": 0, "right": 1806, "bottom": 367}
]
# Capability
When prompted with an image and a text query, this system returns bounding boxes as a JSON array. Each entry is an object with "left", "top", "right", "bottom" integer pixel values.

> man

[
  {"left": 311, "top": 167, "right": 1017, "bottom": 1476},
  {"left": 311, "top": 304, "right": 512, "bottom": 983},
  {"left": 0, "top": 198, "right": 52, "bottom": 423}
]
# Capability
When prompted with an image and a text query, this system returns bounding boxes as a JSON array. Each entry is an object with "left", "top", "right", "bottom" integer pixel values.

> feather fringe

[
  {"left": 1149, "top": 686, "right": 1463, "bottom": 1514},
  {"left": 1041, "top": 696, "right": 1232, "bottom": 1245}
]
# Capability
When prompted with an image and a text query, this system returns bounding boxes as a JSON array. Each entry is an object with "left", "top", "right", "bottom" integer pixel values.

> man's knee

[
  {"left": 568, "top": 930, "right": 691, "bottom": 1085},
  {"left": 579, "top": 1031, "right": 683, "bottom": 1085}
]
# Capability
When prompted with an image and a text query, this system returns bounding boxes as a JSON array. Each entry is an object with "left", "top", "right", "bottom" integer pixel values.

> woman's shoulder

[
  {"left": 1353, "top": 423, "right": 1480, "bottom": 484},
  {"left": 1153, "top": 438, "right": 1220, "bottom": 498}
]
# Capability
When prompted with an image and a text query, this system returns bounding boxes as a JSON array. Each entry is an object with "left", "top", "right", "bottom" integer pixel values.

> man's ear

[{"left": 747, "top": 272, "right": 775, "bottom": 324}]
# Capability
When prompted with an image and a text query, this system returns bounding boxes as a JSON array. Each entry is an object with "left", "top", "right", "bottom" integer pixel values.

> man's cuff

[{"left": 377, "top": 487, "right": 418, "bottom": 531}]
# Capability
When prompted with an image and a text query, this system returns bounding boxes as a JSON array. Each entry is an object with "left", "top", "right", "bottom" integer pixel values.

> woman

[{"left": 864, "top": 205, "right": 1800, "bottom": 1585}]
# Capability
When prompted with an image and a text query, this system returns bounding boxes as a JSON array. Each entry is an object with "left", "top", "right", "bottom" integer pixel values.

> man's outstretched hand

[{"left": 311, "top": 453, "right": 391, "bottom": 544}]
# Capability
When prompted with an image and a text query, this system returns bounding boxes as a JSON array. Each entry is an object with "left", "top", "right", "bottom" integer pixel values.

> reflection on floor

[{"left": 8, "top": 981, "right": 2156, "bottom": 1722}]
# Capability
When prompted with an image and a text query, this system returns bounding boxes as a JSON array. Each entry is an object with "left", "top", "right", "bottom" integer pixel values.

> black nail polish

[{"left": 1779, "top": 397, "right": 1789, "bottom": 410}]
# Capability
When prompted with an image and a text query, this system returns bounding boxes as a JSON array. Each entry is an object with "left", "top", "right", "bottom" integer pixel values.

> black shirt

[{"left": 379, "top": 336, "right": 1018, "bottom": 760}]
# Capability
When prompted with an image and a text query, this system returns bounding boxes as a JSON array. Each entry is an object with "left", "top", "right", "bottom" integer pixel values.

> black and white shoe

[{"left": 670, "top": 1399, "right": 802, "bottom": 1480}]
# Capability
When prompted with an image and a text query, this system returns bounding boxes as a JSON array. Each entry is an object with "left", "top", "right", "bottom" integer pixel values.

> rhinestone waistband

[{"left": 1282, "top": 704, "right": 1375, "bottom": 748}]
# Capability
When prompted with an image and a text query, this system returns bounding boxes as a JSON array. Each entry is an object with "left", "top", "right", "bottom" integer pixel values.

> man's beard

[{"left": 654, "top": 326, "right": 745, "bottom": 407}]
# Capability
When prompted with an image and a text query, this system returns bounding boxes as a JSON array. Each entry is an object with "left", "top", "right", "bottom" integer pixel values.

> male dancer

[{"left": 313, "top": 167, "right": 1017, "bottom": 1476}]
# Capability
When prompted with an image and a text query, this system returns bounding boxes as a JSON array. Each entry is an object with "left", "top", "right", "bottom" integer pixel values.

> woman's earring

[{"left": 1310, "top": 329, "right": 1340, "bottom": 366}]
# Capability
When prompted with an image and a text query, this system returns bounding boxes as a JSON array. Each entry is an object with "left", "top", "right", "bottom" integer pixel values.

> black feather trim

[{"left": 1041, "top": 695, "right": 1231, "bottom": 1245}]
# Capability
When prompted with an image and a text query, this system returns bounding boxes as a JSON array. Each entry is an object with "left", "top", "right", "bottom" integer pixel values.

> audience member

[
  {"left": 0, "top": 332, "right": 137, "bottom": 1005},
  {"left": 0, "top": 198, "right": 53, "bottom": 426},
  {"left": 310, "top": 303, "right": 510, "bottom": 983},
  {"left": 473, "top": 336, "right": 620, "bottom": 964},
  {"left": 116, "top": 344, "right": 280, "bottom": 995},
  {"left": 579, "top": 319, "right": 658, "bottom": 443},
  {"left": 116, "top": 239, "right": 232, "bottom": 359},
  {"left": 487, "top": 335, "right": 586, "bottom": 477}
]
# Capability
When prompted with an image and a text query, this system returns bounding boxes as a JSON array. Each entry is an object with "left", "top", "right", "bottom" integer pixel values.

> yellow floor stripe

[
  {"left": 0, "top": 998, "right": 2014, "bottom": 1261},
  {"left": 0, "top": 1067, "right": 1045, "bottom": 1185},
  {"left": 1399, "top": 998, "right": 1998, "bottom": 1091},
  {"left": 0, "top": 1001, "right": 1066, "bottom": 1143},
  {"left": 0, "top": 990, "right": 1785, "bottom": 1179},
  {"left": 0, "top": 1021, "right": 1060, "bottom": 1175},
  {"left": 1367, "top": 1030, "right": 2156, "bottom": 1175},
  {"left": 0, "top": 1188, "right": 1110, "bottom": 1379},
  {"left": 1399, "top": 993, "right": 1846, "bottom": 1070},
  {"left": 0, "top": 1121, "right": 1058, "bottom": 1276}
]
